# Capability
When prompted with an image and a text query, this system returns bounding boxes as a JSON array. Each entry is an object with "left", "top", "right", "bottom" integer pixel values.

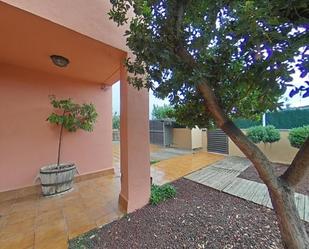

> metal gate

[
  {"left": 149, "top": 120, "right": 164, "bottom": 145},
  {"left": 207, "top": 129, "right": 228, "bottom": 154},
  {"left": 149, "top": 120, "right": 173, "bottom": 146}
]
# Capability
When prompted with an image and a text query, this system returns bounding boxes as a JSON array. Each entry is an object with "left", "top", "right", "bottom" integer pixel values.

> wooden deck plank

[
  {"left": 200, "top": 172, "right": 227, "bottom": 188},
  {"left": 198, "top": 170, "right": 224, "bottom": 185},
  {"left": 246, "top": 182, "right": 265, "bottom": 202},
  {"left": 185, "top": 157, "right": 308, "bottom": 221},
  {"left": 259, "top": 190, "right": 271, "bottom": 207},
  {"left": 186, "top": 168, "right": 217, "bottom": 182},
  {"left": 251, "top": 185, "right": 268, "bottom": 205},
  {"left": 237, "top": 180, "right": 259, "bottom": 200},
  {"left": 229, "top": 179, "right": 252, "bottom": 197},
  {"left": 304, "top": 195, "right": 309, "bottom": 222},
  {"left": 210, "top": 173, "right": 237, "bottom": 191},
  {"left": 222, "top": 177, "right": 242, "bottom": 190},
  {"left": 295, "top": 193, "right": 305, "bottom": 220},
  {"left": 223, "top": 178, "right": 243, "bottom": 193},
  {"left": 224, "top": 178, "right": 246, "bottom": 197}
]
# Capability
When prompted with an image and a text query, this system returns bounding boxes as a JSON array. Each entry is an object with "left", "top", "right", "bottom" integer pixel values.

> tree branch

[
  {"left": 171, "top": 0, "right": 282, "bottom": 188},
  {"left": 281, "top": 136, "right": 309, "bottom": 187},
  {"left": 175, "top": 46, "right": 279, "bottom": 187},
  {"left": 172, "top": 22, "right": 279, "bottom": 188},
  {"left": 198, "top": 83, "right": 279, "bottom": 188}
]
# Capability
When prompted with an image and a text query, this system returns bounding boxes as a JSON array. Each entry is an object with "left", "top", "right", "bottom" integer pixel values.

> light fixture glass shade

[{"left": 50, "top": 55, "right": 70, "bottom": 67}]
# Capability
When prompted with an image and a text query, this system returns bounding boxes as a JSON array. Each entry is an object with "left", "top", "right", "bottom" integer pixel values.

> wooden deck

[{"left": 185, "top": 157, "right": 309, "bottom": 222}]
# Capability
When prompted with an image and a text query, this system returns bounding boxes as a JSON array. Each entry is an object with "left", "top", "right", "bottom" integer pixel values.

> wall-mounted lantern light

[
  {"left": 50, "top": 55, "right": 70, "bottom": 67},
  {"left": 100, "top": 84, "right": 111, "bottom": 91}
]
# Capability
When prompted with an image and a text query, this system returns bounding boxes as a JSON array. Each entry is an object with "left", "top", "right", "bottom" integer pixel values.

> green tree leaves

[
  {"left": 109, "top": 0, "right": 308, "bottom": 128},
  {"left": 152, "top": 104, "right": 175, "bottom": 120},
  {"left": 113, "top": 112, "right": 120, "bottom": 129},
  {"left": 47, "top": 95, "right": 98, "bottom": 133}
]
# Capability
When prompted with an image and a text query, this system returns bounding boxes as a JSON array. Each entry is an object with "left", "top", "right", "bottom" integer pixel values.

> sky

[
  {"left": 112, "top": 73, "right": 309, "bottom": 118},
  {"left": 281, "top": 71, "right": 309, "bottom": 108},
  {"left": 112, "top": 81, "right": 169, "bottom": 117}
]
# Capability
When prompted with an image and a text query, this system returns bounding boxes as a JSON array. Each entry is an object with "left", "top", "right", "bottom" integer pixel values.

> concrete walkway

[
  {"left": 150, "top": 147, "right": 192, "bottom": 161},
  {"left": 113, "top": 142, "right": 224, "bottom": 185},
  {"left": 185, "top": 157, "right": 309, "bottom": 222},
  {"left": 113, "top": 142, "right": 192, "bottom": 163}
]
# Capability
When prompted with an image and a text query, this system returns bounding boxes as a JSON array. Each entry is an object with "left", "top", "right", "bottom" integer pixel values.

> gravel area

[
  {"left": 239, "top": 163, "right": 309, "bottom": 196},
  {"left": 69, "top": 178, "right": 309, "bottom": 249}
]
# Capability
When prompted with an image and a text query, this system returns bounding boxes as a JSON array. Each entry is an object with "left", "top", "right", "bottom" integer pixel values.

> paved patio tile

[
  {"left": 0, "top": 190, "right": 17, "bottom": 203},
  {"left": 35, "top": 209, "right": 64, "bottom": 226},
  {"left": 35, "top": 238, "right": 67, "bottom": 249},
  {"left": 0, "top": 218, "right": 35, "bottom": 241},
  {"left": 0, "top": 231, "right": 34, "bottom": 249},
  {"left": 151, "top": 152, "right": 224, "bottom": 185},
  {"left": 0, "top": 200, "right": 16, "bottom": 218},
  {"left": 0, "top": 144, "right": 224, "bottom": 248},
  {"left": 6, "top": 213, "right": 36, "bottom": 228},
  {"left": 34, "top": 226, "right": 68, "bottom": 249},
  {"left": 35, "top": 219, "right": 67, "bottom": 240},
  {"left": 66, "top": 217, "right": 97, "bottom": 239},
  {"left": 95, "top": 211, "right": 123, "bottom": 227}
]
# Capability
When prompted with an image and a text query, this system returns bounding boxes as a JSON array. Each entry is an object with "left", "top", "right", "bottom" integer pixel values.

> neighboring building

[{"left": 0, "top": 1, "right": 150, "bottom": 212}]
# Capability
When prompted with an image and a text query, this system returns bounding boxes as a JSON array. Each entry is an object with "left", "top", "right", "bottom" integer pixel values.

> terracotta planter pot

[{"left": 40, "top": 163, "right": 76, "bottom": 196}]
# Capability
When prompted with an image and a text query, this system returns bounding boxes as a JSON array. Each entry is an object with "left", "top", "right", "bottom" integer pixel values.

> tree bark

[
  {"left": 281, "top": 136, "right": 309, "bottom": 187},
  {"left": 197, "top": 82, "right": 309, "bottom": 249},
  {"left": 57, "top": 110, "right": 66, "bottom": 167},
  {"left": 57, "top": 123, "right": 64, "bottom": 167},
  {"left": 268, "top": 179, "right": 309, "bottom": 249},
  {"left": 198, "top": 84, "right": 309, "bottom": 249}
]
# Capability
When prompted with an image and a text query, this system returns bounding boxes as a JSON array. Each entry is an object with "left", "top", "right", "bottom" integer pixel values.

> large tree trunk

[
  {"left": 197, "top": 82, "right": 309, "bottom": 249},
  {"left": 268, "top": 179, "right": 309, "bottom": 249},
  {"left": 219, "top": 119, "right": 309, "bottom": 249}
]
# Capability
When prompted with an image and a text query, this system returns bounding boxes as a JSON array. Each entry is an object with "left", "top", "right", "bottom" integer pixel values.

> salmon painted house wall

[
  {"left": 0, "top": 0, "right": 151, "bottom": 212},
  {"left": 0, "top": 64, "right": 113, "bottom": 191}
]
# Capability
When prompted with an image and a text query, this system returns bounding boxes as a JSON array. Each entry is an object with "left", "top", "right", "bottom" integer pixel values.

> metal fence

[
  {"left": 149, "top": 120, "right": 173, "bottom": 146},
  {"left": 113, "top": 121, "right": 173, "bottom": 146},
  {"left": 113, "top": 129, "right": 120, "bottom": 141},
  {"left": 149, "top": 120, "right": 164, "bottom": 145}
]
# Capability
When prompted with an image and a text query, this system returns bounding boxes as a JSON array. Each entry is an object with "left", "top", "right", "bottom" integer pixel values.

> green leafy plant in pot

[{"left": 40, "top": 95, "right": 98, "bottom": 196}]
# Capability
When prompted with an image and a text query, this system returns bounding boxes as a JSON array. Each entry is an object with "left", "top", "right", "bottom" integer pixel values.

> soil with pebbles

[
  {"left": 69, "top": 178, "right": 309, "bottom": 249},
  {"left": 239, "top": 163, "right": 309, "bottom": 196}
]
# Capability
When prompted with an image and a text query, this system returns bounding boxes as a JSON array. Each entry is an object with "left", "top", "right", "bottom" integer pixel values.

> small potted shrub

[{"left": 40, "top": 96, "right": 98, "bottom": 196}]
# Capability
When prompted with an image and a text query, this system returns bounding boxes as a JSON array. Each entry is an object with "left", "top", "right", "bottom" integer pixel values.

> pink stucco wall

[
  {"left": 0, "top": 63, "right": 113, "bottom": 192},
  {"left": 119, "top": 58, "right": 151, "bottom": 212},
  {"left": 1, "top": 0, "right": 130, "bottom": 52},
  {"left": 0, "top": 2, "right": 125, "bottom": 86}
]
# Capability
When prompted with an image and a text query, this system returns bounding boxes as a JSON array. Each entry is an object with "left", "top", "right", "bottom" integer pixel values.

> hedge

[
  {"left": 288, "top": 126, "right": 309, "bottom": 148},
  {"left": 235, "top": 108, "right": 309, "bottom": 129},
  {"left": 246, "top": 125, "right": 280, "bottom": 144}
]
